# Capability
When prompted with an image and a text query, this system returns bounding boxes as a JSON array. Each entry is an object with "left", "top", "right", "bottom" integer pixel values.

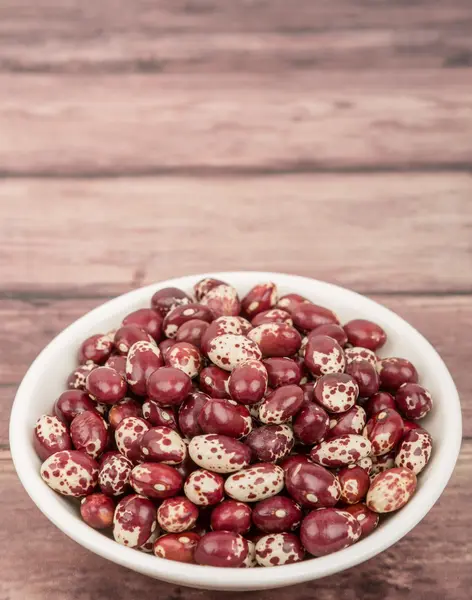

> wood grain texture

[
  {"left": 1, "top": 293, "right": 470, "bottom": 445},
  {"left": 1, "top": 0, "right": 472, "bottom": 73},
  {"left": 1, "top": 71, "right": 471, "bottom": 176},
  {"left": 1, "top": 443, "right": 471, "bottom": 600},
  {"left": 1, "top": 174, "right": 471, "bottom": 293}
]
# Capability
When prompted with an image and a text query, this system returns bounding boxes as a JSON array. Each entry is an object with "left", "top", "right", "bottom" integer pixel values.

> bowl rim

[{"left": 9, "top": 271, "right": 462, "bottom": 590}]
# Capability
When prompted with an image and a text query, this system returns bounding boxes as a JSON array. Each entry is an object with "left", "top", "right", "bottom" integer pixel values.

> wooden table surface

[{"left": 1, "top": 1, "right": 471, "bottom": 598}]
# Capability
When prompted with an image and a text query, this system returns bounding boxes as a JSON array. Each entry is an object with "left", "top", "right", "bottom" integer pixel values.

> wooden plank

[
  {"left": 1, "top": 294, "right": 470, "bottom": 444},
  {"left": 1, "top": 72, "right": 471, "bottom": 175},
  {"left": 1, "top": 443, "right": 470, "bottom": 598},
  {"left": 0, "top": 174, "right": 471, "bottom": 293},
  {"left": 0, "top": 1, "right": 471, "bottom": 72}
]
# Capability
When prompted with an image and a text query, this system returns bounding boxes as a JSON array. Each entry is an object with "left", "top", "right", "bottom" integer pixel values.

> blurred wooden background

[{"left": 1, "top": 1, "right": 471, "bottom": 598}]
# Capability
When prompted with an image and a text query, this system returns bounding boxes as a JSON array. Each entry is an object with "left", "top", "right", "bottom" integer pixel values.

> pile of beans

[{"left": 36, "top": 279, "right": 433, "bottom": 568}]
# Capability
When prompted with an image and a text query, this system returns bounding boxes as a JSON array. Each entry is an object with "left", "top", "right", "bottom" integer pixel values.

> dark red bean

[
  {"left": 200, "top": 284, "right": 241, "bottom": 318},
  {"left": 175, "top": 319, "right": 210, "bottom": 348},
  {"left": 228, "top": 359, "right": 268, "bottom": 405},
  {"left": 123, "top": 308, "right": 163, "bottom": 342},
  {"left": 395, "top": 383, "right": 433, "bottom": 419},
  {"left": 292, "top": 303, "right": 339, "bottom": 333},
  {"left": 310, "top": 323, "right": 348, "bottom": 347},
  {"left": 125, "top": 340, "right": 163, "bottom": 396},
  {"left": 338, "top": 465, "right": 371, "bottom": 504},
  {"left": 178, "top": 391, "right": 209, "bottom": 438},
  {"left": 276, "top": 293, "right": 311, "bottom": 315},
  {"left": 364, "top": 392, "right": 396, "bottom": 418},
  {"left": 147, "top": 366, "right": 192, "bottom": 406},
  {"left": 263, "top": 357, "right": 301, "bottom": 388},
  {"left": 194, "top": 277, "right": 227, "bottom": 301},
  {"left": 174, "top": 455, "right": 199, "bottom": 480},
  {"left": 159, "top": 338, "right": 176, "bottom": 357},
  {"left": 211, "top": 500, "right": 252, "bottom": 534},
  {"left": 314, "top": 373, "right": 359, "bottom": 413},
  {"left": 98, "top": 453, "right": 133, "bottom": 496},
  {"left": 163, "top": 303, "right": 214, "bottom": 339},
  {"left": 245, "top": 424, "right": 294, "bottom": 462},
  {"left": 66, "top": 363, "right": 97, "bottom": 390},
  {"left": 40, "top": 450, "right": 99, "bottom": 497},
  {"left": 70, "top": 410, "right": 109, "bottom": 459},
  {"left": 370, "top": 450, "right": 396, "bottom": 479},
  {"left": 54, "top": 390, "right": 97, "bottom": 423},
  {"left": 300, "top": 381, "right": 315, "bottom": 405},
  {"left": 241, "top": 282, "right": 278, "bottom": 319},
  {"left": 327, "top": 405, "right": 366, "bottom": 438},
  {"left": 259, "top": 384, "right": 304, "bottom": 424},
  {"left": 344, "top": 319, "right": 387, "bottom": 351},
  {"left": 130, "top": 462, "right": 183, "bottom": 499},
  {"left": 85, "top": 366, "right": 127, "bottom": 404},
  {"left": 252, "top": 496, "right": 302, "bottom": 533},
  {"left": 140, "top": 426, "right": 187, "bottom": 464},
  {"left": 108, "top": 397, "right": 142, "bottom": 429},
  {"left": 80, "top": 493, "right": 115, "bottom": 529},
  {"left": 78, "top": 333, "right": 113, "bottom": 365},
  {"left": 402, "top": 419, "right": 422, "bottom": 434},
  {"left": 285, "top": 461, "right": 341, "bottom": 508},
  {"left": 300, "top": 508, "right": 361, "bottom": 556},
  {"left": 364, "top": 408, "right": 404, "bottom": 456},
  {"left": 252, "top": 308, "right": 293, "bottom": 327},
  {"left": 344, "top": 503, "right": 379, "bottom": 538},
  {"left": 114, "top": 325, "right": 154, "bottom": 355},
  {"left": 195, "top": 531, "right": 248, "bottom": 567},
  {"left": 151, "top": 287, "right": 192, "bottom": 317},
  {"left": 34, "top": 415, "right": 72, "bottom": 460},
  {"left": 154, "top": 532, "right": 200, "bottom": 563},
  {"left": 248, "top": 323, "right": 302, "bottom": 357},
  {"left": 165, "top": 341, "right": 203, "bottom": 379},
  {"left": 304, "top": 335, "right": 345, "bottom": 377},
  {"left": 199, "top": 365, "right": 231, "bottom": 399},
  {"left": 279, "top": 454, "right": 312, "bottom": 474},
  {"left": 157, "top": 496, "right": 199, "bottom": 533},
  {"left": 378, "top": 357, "right": 419, "bottom": 392},
  {"left": 113, "top": 494, "right": 157, "bottom": 547},
  {"left": 198, "top": 398, "right": 252, "bottom": 438},
  {"left": 345, "top": 360, "right": 380, "bottom": 398},
  {"left": 184, "top": 469, "right": 225, "bottom": 506},
  {"left": 105, "top": 355, "right": 127, "bottom": 379},
  {"left": 142, "top": 400, "right": 177, "bottom": 430},
  {"left": 293, "top": 402, "right": 330, "bottom": 445}
]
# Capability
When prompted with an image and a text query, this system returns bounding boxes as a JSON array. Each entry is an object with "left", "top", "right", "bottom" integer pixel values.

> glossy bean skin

[
  {"left": 70, "top": 410, "right": 109, "bottom": 459},
  {"left": 157, "top": 496, "right": 199, "bottom": 533},
  {"left": 130, "top": 462, "right": 183, "bottom": 499},
  {"left": 378, "top": 358, "right": 419, "bottom": 392},
  {"left": 151, "top": 287, "right": 192, "bottom": 317},
  {"left": 344, "top": 347, "right": 378, "bottom": 368},
  {"left": 115, "top": 416, "right": 150, "bottom": 463},
  {"left": 314, "top": 373, "right": 359, "bottom": 414},
  {"left": 210, "top": 500, "right": 252, "bottom": 534},
  {"left": 252, "top": 308, "right": 293, "bottom": 327},
  {"left": 343, "top": 503, "right": 379, "bottom": 538},
  {"left": 252, "top": 496, "right": 302, "bottom": 533},
  {"left": 263, "top": 357, "right": 301, "bottom": 388},
  {"left": 40, "top": 450, "right": 99, "bottom": 497},
  {"left": 198, "top": 398, "right": 252, "bottom": 438},
  {"left": 147, "top": 367, "right": 192, "bottom": 406},
  {"left": 276, "top": 293, "right": 311, "bottom": 315},
  {"left": 200, "top": 284, "right": 241, "bottom": 318},
  {"left": 363, "top": 408, "right": 404, "bottom": 456},
  {"left": 194, "top": 278, "right": 227, "bottom": 301},
  {"left": 395, "top": 383, "right": 433, "bottom": 419},
  {"left": 195, "top": 531, "right": 249, "bottom": 567},
  {"left": 327, "top": 405, "right": 366, "bottom": 439},
  {"left": 114, "top": 325, "right": 154, "bottom": 355},
  {"left": 292, "top": 303, "right": 339, "bottom": 333},
  {"left": 163, "top": 303, "right": 214, "bottom": 339},
  {"left": 66, "top": 363, "right": 96, "bottom": 390},
  {"left": 184, "top": 469, "right": 225, "bottom": 506},
  {"left": 125, "top": 340, "right": 163, "bottom": 396},
  {"left": 293, "top": 402, "right": 330, "bottom": 445},
  {"left": 122, "top": 308, "right": 163, "bottom": 342},
  {"left": 142, "top": 400, "right": 178, "bottom": 430},
  {"left": 199, "top": 365, "right": 231, "bottom": 399},
  {"left": 206, "top": 334, "right": 262, "bottom": 372},
  {"left": 98, "top": 453, "right": 133, "bottom": 496},
  {"left": 78, "top": 333, "right": 113, "bottom": 365},
  {"left": 364, "top": 392, "right": 396, "bottom": 418},
  {"left": 227, "top": 359, "right": 268, "bottom": 405},
  {"left": 175, "top": 319, "right": 210, "bottom": 348},
  {"left": 337, "top": 465, "right": 371, "bottom": 504},
  {"left": 395, "top": 427, "right": 432, "bottom": 474},
  {"left": 225, "top": 464, "right": 284, "bottom": 503},
  {"left": 285, "top": 461, "right": 341, "bottom": 508},
  {"left": 165, "top": 341, "right": 203, "bottom": 379},
  {"left": 178, "top": 391, "right": 210, "bottom": 438},
  {"left": 345, "top": 360, "right": 380, "bottom": 398},
  {"left": 247, "top": 323, "right": 302, "bottom": 358},
  {"left": 343, "top": 319, "right": 387, "bottom": 351},
  {"left": 105, "top": 355, "right": 127, "bottom": 379},
  {"left": 188, "top": 434, "right": 251, "bottom": 473},
  {"left": 279, "top": 454, "right": 313, "bottom": 475},
  {"left": 108, "top": 397, "right": 142, "bottom": 429},
  {"left": 255, "top": 533, "right": 304, "bottom": 567},
  {"left": 259, "top": 385, "right": 304, "bottom": 424},
  {"left": 300, "top": 508, "right": 362, "bottom": 557},
  {"left": 200, "top": 316, "right": 253, "bottom": 355},
  {"left": 140, "top": 426, "right": 187, "bottom": 464},
  {"left": 34, "top": 415, "right": 72, "bottom": 460},
  {"left": 241, "top": 282, "right": 278, "bottom": 319},
  {"left": 310, "top": 434, "right": 372, "bottom": 468},
  {"left": 80, "top": 493, "right": 115, "bottom": 529},
  {"left": 304, "top": 335, "right": 345, "bottom": 377},
  {"left": 245, "top": 424, "right": 294, "bottom": 462},
  {"left": 366, "top": 467, "right": 417, "bottom": 513},
  {"left": 310, "top": 323, "right": 348, "bottom": 347},
  {"left": 113, "top": 494, "right": 157, "bottom": 548},
  {"left": 154, "top": 532, "right": 201, "bottom": 563},
  {"left": 86, "top": 366, "right": 127, "bottom": 404}
]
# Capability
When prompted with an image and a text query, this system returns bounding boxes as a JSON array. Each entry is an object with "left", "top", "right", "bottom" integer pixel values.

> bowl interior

[{"left": 9, "top": 272, "right": 461, "bottom": 590}]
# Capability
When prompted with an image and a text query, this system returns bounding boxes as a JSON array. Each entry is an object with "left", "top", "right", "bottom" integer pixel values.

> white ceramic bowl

[{"left": 10, "top": 272, "right": 461, "bottom": 591}]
